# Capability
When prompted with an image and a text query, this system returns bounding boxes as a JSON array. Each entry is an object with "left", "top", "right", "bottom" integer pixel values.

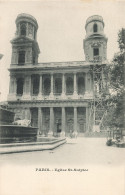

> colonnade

[
  {"left": 9, "top": 72, "right": 92, "bottom": 97},
  {"left": 37, "top": 106, "right": 88, "bottom": 136}
]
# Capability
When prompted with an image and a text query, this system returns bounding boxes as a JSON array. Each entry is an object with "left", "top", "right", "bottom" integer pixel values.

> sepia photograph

[{"left": 0, "top": 0, "right": 125, "bottom": 195}]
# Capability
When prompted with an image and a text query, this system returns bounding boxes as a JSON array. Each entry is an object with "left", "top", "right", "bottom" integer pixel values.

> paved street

[{"left": 0, "top": 138, "right": 125, "bottom": 166}]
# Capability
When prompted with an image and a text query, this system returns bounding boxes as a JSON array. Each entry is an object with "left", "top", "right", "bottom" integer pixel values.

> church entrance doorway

[
  {"left": 31, "top": 108, "right": 38, "bottom": 127},
  {"left": 77, "top": 107, "right": 86, "bottom": 136}
]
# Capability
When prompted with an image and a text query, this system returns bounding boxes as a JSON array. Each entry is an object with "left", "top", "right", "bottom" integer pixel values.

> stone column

[
  {"left": 22, "top": 76, "right": 31, "bottom": 100},
  {"left": 61, "top": 73, "right": 65, "bottom": 97},
  {"left": 9, "top": 77, "right": 15, "bottom": 94},
  {"left": 86, "top": 107, "right": 89, "bottom": 132},
  {"left": 27, "top": 109, "right": 31, "bottom": 121},
  {"left": 48, "top": 107, "right": 54, "bottom": 136},
  {"left": 61, "top": 107, "right": 66, "bottom": 137},
  {"left": 73, "top": 72, "right": 77, "bottom": 96},
  {"left": 11, "top": 50, "right": 17, "bottom": 64},
  {"left": 33, "top": 26, "right": 35, "bottom": 39},
  {"left": 38, "top": 107, "right": 42, "bottom": 135},
  {"left": 14, "top": 77, "right": 17, "bottom": 95},
  {"left": 9, "top": 77, "right": 12, "bottom": 94},
  {"left": 88, "top": 73, "right": 92, "bottom": 92},
  {"left": 24, "top": 109, "right": 28, "bottom": 119},
  {"left": 23, "top": 78, "right": 26, "bottom": 95},
  {"left": 26, "top": 23, "right": 28, "bottom": 36},
  {"left": 85, "top": 72, "right": 89, "bottom": 97},
  {"left": 85, "top": 73, "right": 88, "bottom": 91},
  {"left": 24, "top": 109, "right": 31, "bottom": 121},
  {"left": 18, "top": 23, "right": 21, "bottom": 36},
  {"left": 29, "top": 76, "right": 31, "bottom": 95},
  {"left": 50, "top": 74, "right": 54, "bottom": 97},
  {"left": 38, "top": 75, "right": 42, "bottom": 96},
  {"left": 74, "top": 107, "right": 77, "bottom": 133},
  {"left": 7, "top": 76, "right": 17, "bottom": 101}
]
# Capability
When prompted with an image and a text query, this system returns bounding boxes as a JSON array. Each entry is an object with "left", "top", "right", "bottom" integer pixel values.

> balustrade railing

[
  {"left": 53, "top": 93, "right": 62, "bottom": 96},
  {"left": 66, "top": 92, "right": 73, "bottom": 95},
  {"left": 16, "top": 94, "right": 23, "bottom": 96},
  {"left": 93, "top": 56, "right": 102, "bottom": 62}
]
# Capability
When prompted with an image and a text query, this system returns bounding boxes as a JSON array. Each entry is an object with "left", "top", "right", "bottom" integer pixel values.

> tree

[{"left": 103, "top": 29, "right": 125, "bottom": 130}]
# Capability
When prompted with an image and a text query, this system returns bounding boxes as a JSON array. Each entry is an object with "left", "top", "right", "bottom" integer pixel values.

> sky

[{"left": 0, "top": 0, "right": 125, "bottom": 101}]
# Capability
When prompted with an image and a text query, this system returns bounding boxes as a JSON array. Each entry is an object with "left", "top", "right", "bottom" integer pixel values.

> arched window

[
  {"left": 55, "top": 78, "right": 62, "bottom": 94},
  {"left": 18, "top": 51, "right": 25, "bottom": 65},
  {"left": 32, "top": 76, "right": 39, "bottom": 95},
  {"left": 78, "top": 77, "right": 85, "bottom": 95},
  {"left": 93, "top": 23, "right": 98, "bottom": 33},
  {"left": 20, "top": 23, "right": 26, "bottom": 36},
  {"left": 44, "top": 78, "right": 51, "bottom": 95},
  {"left": 17, "top": 78, "right": 24, "bottom": 95},
  {"left": 31, "top": 108, "right": 38, "bottom": 127},
  {"left": 66, "top": 77, "right": 73, "bottom": 95}
]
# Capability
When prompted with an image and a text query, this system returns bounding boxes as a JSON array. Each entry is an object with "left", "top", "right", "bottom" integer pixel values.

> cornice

[
  {"left": 8, "top": 100, "right": 90, "bottom": 108},
  {"left": 8, "top": 99, "right": 91, "bottom": 107},
  {"left": 9, "top": 61, "right": 91, "bottom": 72}
]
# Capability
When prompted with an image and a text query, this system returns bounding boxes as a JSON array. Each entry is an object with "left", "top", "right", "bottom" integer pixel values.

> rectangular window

[
  {"left": 93, "top": 48, "right": 99, "bottom": 56},
  {"left": 18, "top": 51, "right": 25, "bottom": 65}
]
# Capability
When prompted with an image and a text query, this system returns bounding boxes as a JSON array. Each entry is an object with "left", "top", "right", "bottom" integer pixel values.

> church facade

[{"left": 7, "top": 14, "right": 107, "bottom": 136}]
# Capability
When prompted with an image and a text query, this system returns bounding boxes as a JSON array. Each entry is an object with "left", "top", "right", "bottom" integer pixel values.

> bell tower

[
  {"left": 11, "top": 13, "right": 40, "bottom": 66},
  {"left": 83, "top": 15, "right": 108, "bottom": 62}
]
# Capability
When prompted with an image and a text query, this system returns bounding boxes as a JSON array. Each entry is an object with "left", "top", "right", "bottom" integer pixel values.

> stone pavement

[
  {"left": 0, "top": 138, "right": 125, "bottom": 166},
  {"left": 0, "top": 138, "right": 66, "bottom": 154}
]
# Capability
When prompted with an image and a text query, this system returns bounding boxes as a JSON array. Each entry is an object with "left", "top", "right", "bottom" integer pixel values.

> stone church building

[{"left": 7, "top": 14, "right": 107, "bottom": 136}]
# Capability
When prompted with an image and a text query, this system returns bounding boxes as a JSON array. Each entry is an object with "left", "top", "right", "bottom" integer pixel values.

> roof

[
  {"left": 9, "top": 61, "right": 90, "bottom": 71},
  {"left": 85, "top": 15, "right": 104, "bottom": 29},
  {"left": 9, "top": 60, "right": 107, "bottom": 72},
  {"left": 16, "top": 13, "right": 38, "bottom": 29}
]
